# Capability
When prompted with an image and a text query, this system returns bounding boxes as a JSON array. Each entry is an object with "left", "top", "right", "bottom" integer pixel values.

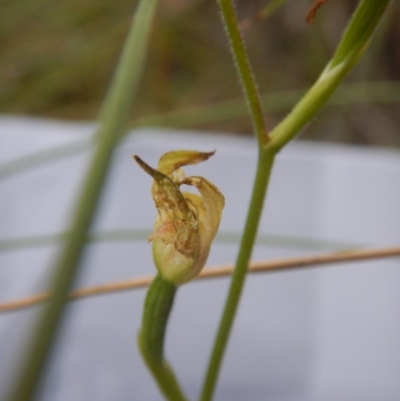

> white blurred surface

[{"left": 0, "top": 116, "right": 399, "bottom": 401}]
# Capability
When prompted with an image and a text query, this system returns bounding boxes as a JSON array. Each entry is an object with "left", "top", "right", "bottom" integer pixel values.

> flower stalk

[{"left": 138, "top": 274, "right": 189, "bottom": 401}]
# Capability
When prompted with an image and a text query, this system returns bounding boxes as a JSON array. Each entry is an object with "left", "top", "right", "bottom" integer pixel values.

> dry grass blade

[
  {"left": 306, "top": 0, "right": 330, "bottom": 24},
  {"left": 1, "top": 246, "right": 399, "bottom": 314}
]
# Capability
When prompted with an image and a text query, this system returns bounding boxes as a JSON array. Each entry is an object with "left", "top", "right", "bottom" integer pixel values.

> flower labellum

[{"left": 133, "top": 150, "right": 225, "bottom": 285}]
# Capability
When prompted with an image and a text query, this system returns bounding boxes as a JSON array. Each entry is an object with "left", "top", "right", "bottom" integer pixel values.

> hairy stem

[
  {"left": 199, "top": 149, "right": 275, "bottom": 401},
  {"left": 217, "top": 0, "right": 269, "bottom": 147},
  {"left": 200, "top": 1, "right": 389, "bottom": 401}
]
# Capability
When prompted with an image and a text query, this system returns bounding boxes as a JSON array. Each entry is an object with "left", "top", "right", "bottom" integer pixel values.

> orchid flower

[{"left": 134, "top": 150, "right": 225, "bottom": 285}]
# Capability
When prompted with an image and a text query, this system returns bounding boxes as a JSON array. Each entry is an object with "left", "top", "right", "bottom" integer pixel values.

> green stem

[
  {"left": 331, "top": 0, "right": 390, "bottom": 68},
  {"left": 199, "top": 149, "right": 275, "bottom": 401},
  {"left": 217, "top": 0, "right": 269, "bottom": 147},
  {"left": 268, "top": 0, "right": 390, "bottom": 153},
  {"left": 200, "top": 1, "right": 390, "bottom": 401},
  {"left": 199, "top": 2, "right": 275, "bottom": 400},
  {"left": 6, "top": 0, "right": 159, "bottom": 400},
  {"left": 138, "top": 274, "right": 189, "bottom": 401},
  {"left": 197, "top": 2, "right": 275, "bottom": 400},
  {"left": 268, "top": 61, "right": 352, "bottom": 152}
]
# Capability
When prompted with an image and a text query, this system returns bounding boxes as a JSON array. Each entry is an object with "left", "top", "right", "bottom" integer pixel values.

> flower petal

[{"left": 157, "top": 150, "right": 215, "bottom": 176}]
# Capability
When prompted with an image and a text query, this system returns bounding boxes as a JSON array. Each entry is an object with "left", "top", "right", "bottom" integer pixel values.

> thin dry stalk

[{"left": 1, "top": 246, "right": 399, "bottom": 313}]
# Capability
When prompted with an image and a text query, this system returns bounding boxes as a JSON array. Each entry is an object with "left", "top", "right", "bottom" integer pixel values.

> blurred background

[
  {"left": 1, "top": 0, "right": 399, "bottom": 146},
  {"left": 1, "top": 2, "right": 400, "bottom": 400}
]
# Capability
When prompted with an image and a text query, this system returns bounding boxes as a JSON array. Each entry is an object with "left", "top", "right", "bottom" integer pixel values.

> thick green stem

[
  {"left": 268, "top": 61, "right": 352, "bottom": 152},
  {"left": 331, "top": 0, "right": 390, "bottom": 67},
  {"left": 217, "top": 0, "right": 269, "bottom": 147},
  {"left": 199, "top": 149, "right": 275, "bottom": 401},
  {"left": 138, "top": 275, "right": 189, "bottom": 401},
  {"left": 6, "top": 1, "right": 159, "bottom": 400}
]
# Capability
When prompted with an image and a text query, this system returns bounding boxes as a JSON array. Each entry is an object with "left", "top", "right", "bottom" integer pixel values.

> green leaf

[{"left": 331, "top": 0, "right": 390, "bottom": 68}]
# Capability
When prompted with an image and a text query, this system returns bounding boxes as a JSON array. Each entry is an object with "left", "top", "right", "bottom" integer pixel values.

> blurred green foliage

[{"left": 1, "top": 0, "right": 399, "bottom": 146}]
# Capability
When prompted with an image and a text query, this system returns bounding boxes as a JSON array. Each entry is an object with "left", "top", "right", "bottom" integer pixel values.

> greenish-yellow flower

[{"left": 134, "top": 150, "right": 225, "bottom": 285}]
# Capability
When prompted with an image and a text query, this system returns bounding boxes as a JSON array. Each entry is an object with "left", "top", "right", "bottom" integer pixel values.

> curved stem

[
  {"left": 138, "top": 274, "right": 189, "bottom": 401},
  {"left": 268, "top": 61, "right": 352, "bottom": 153},
  {"left": 199, "top": 149, "right": 275, "bottom": 401}
]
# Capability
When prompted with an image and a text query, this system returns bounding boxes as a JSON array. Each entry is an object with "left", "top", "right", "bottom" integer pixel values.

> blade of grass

[
  {"left": 0, "top": 230, "right": 361, "bottom": 254},
  {"left": 0, "top": 139, "right": 91, "bottom": 180},
  {"left": 6, "top": 0, "right": 160, "bottom": 400}
]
